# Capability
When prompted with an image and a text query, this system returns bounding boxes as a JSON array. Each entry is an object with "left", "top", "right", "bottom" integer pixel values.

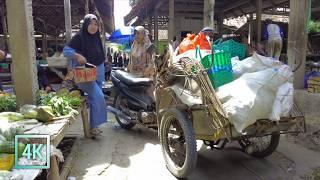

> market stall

[{"left": 0, "top": 90, "right": 91, "bottom": 180}]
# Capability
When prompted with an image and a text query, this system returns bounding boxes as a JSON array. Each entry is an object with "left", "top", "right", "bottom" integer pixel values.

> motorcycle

[{"left": 108, "top": 69, "right": 157, "bottom": 129}]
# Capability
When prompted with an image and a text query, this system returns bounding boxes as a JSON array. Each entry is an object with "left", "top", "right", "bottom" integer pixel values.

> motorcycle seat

[{"left": 114, "top": 70, "right": 153, "bottom": 86}]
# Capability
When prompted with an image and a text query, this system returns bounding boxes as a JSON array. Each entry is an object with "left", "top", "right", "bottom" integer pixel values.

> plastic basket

[
  {"left": 68, "top": 63, "right": 97, "bottom": 83},
  {"left": 214, "top": 38, "right": 247, "bottom": 60},
  {"left": 207, "top": 69, "right": 234, "bottom": 89},
  {"left": 195, "top": 46, "right": 213, "bottom": 69}
]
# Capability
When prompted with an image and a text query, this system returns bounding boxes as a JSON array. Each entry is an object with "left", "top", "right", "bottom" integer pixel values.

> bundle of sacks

[{"left": 216, "top": 52, "right": 294, "bottom": 133}]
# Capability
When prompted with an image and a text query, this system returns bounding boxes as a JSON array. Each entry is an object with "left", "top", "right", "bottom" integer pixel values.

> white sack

[
  {"left": 217, "top": 65, "right": 293, "bottom": 133},
  {"left": 269, "top": 82, "right": 294, "bottom": 121}
]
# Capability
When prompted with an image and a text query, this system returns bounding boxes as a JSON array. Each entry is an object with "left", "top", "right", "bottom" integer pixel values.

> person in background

[
  {"left": 105, "top": 52, "right": 113, "bottom": 80},
  {"left": 113, "top": 52, "right": 118, "bottom": 66},
  {"left": 52, "top": 45, "right": 64, "bottom": 57},
  {"left": 264, "top": 19, "right": 284, "bottom": 60},
  {"left": 37, "top": 63, "right": 54, "bottom": 92},
  {"left": 117, "top": 53, "right": 123, "bottom": 67},
  {"left": 201, "top": 26, "right": 214, "bottom": 43},
  {"left": 63, "top": 14, "right": 107, "bottom": 136},
  {"left": 128, "top": 26, "right": 155, "bottom": 98},
  {"left": 123, "top": 53, "right": 129, "bottom": 67},
  {"left": 172, "top": 36, "right": 180, "bottom": 51},
  {"left": 0, "top": 49, "right": 6, "bottom": 91}
]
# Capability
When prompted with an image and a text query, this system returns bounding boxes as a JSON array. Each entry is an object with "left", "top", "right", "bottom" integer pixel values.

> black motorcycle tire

[
  {"left": 160, "top": 108, "right": 197, "bottom": 179},
  {"left": 238, "top": 133, "right": 280, "bottom": 158},
  {"left": 113, "top": 94, "right": 135, "bottom": 130}
]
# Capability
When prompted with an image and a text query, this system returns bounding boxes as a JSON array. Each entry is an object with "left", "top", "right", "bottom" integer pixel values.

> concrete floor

[{"left": 66, "top": 115, "right": 320, "bottom": 180}]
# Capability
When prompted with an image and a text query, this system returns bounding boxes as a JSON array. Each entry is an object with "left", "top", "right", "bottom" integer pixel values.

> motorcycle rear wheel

[{"left": 113, "top": 94, "right": 136, "bottom": 130}]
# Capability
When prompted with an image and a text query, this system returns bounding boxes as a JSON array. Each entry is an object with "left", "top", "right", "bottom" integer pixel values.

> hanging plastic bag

[
  {"left": 178, "top": 34, "right": 197, "bottom": 54},
  {"left": 194, "top": 32, "right": 211, "bottom": 51}
]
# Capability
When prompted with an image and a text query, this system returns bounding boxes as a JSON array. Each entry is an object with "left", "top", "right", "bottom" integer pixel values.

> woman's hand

[{"left": 75, "top": 53, "right": 87, "bottom": 65}]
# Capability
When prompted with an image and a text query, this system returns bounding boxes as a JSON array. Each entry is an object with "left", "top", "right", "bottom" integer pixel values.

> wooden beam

[
  {"left": 223, "top": 0, "right": 251, "bottom": 13},
  {"left": 64, "top": 0, "right": 72, "bottom": 42},
  {"left": 6, "top": 0, "right": 38, "bottom": 105},
  {"left": 287, "top": 0, "right": 310, "bottom": 89},
  {"left": 256, "top": 0, "right": 262, "bottom": 42}
]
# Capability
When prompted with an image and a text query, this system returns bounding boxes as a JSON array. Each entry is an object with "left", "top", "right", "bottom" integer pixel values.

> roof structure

[
  {"left": 125, "top": 0, "right": 319, "bottom": 28},
  {"left": 0, "top": 0, "right": 115, "bottom": 36}
]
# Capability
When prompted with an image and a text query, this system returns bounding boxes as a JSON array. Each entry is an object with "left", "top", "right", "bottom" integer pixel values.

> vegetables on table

[
  {"left": 0, "top": 112, "right": 24, "bottom": 122},
  {"left": 20, "top": 104, "right": 38, "bottom": 119},
  {"left": 36, "top": 106, "right": 55, "bottom": 122},
  {"left": 0, "top": 141, "right": 25, "bottom": 156},
  {"left": 0, "top": 154, "right": 14, "bottom": 170},
  {"left": 36, "top": 89, "right": 81, "bottom": 118},
  {"left": 0, "top": 127, "right": 24, "bottom": 142},
  {"left": 0, "top": 94, "right": 17, "bottom": 112}
]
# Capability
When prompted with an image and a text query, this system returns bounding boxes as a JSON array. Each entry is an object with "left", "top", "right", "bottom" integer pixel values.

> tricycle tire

[
  {"left": 238, "top": 133, "right": 280, "bottom": 158},
  {"left": 113, "top": 94, "right": 135, "bottom": 130},
  {"left": 160, "top": 108, "right": 197, "bottom": 178}
]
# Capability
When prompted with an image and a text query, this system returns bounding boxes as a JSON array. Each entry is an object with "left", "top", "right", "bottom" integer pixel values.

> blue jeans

[{"left": 73, "top": 61, "right": 107, "bottom": 128}]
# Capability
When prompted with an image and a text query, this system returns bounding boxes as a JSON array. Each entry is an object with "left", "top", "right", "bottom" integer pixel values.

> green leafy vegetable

[{"left": 0, "top": 94, "right": 17, "bottom": 112}]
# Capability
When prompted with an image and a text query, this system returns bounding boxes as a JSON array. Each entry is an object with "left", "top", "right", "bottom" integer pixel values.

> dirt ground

[{"left": 65, "top": 115, "right": 320, "bottom": 180}]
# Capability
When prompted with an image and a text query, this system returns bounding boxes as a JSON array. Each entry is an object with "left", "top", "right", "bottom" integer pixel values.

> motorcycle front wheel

[
  {"left": 160, "top": 108, "right": 197, "bottom": 178},
  {"left": 113, "top": 94, "right": 136, "bottom": 130}
]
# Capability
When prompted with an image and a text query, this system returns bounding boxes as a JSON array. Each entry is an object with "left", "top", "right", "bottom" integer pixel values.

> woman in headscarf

[
  {"left": 128, "top": 26, "right": 155, "bottom": 79},
  {"left": 63, "top": 14, "right": 107, "bottom": 136}
]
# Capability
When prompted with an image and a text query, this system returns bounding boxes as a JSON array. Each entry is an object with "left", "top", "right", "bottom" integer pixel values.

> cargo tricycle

[{"left": 109, "top": 46, "right": 305, "bottom": 179}]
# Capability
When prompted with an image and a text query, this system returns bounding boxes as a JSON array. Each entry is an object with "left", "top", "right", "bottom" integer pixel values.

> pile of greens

[
  {"left": 36, "top": 89, "right": 81, "bottom": 117},
  {"left": 308, "top": 20, "right": 320, "bottom": 33},
  {"left": 0, "top": 93, "right": 17, "bottom": 112}
]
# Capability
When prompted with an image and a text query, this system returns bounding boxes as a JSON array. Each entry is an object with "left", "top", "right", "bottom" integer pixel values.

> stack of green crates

[{"left": 214, "top": 38, "right": 247, "bottom": 60}]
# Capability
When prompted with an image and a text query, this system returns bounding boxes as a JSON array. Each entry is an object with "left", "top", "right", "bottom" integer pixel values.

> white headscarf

[{"left": 131, "top": 26, "right": 152, "bottom": 58}]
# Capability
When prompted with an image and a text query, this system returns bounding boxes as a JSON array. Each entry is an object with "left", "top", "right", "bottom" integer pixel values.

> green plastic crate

[
  {"left": 214, "top": 39, "right": 247, "bottom": 60},
  {"left": 207, "top": 69, "right": 234, "bottom": 89},
  {"left": 195, "top": 46, "right": 213, "bottom": 69}
]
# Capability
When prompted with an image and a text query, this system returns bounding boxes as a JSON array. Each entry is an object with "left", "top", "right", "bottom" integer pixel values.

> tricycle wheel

[
  {"left": 238, "top": 133, "right": 280, "bottom": 158},
  {"left": 160, "top": 108, "right": 197, "bottom": 178},
  {"left": 113, "top": 94, "right": 135, "bottom": 130}
]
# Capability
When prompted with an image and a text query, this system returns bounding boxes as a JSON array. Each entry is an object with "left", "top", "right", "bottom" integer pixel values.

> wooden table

[{"left": 24, "top": 100, "right": 91, "bottom": 180}]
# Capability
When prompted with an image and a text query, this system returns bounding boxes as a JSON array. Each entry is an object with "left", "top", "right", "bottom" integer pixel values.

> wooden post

[
  {"left": 85, "top": 0, "right": 89, "bottom": 14},
  {"left": 81, "top": 100, "right": 92, "bottom": 138},
  {"left": 154, "top": 9, "right": 159, "bottom": 52},
  {"left": 64, "top": 0, "right": 72, "bottom": 42},
  {"left": 48, "top": 156, "right": 60, "bottom": 180},
  {"left": 148, "top": 16, "right": 153, "bottom": 41},
  {"left": 203, "top": 0, "right": 215, "bottom": 29},
  {"left": 168, "top": 0, "right": 175, "bottom": 42},
  {"left": 6, "top": 0, "right": 38, "bottom": 105},
  {"left": 218, "top": 13, "right": 223, "bottom": 35},
  {"left": 0, "top": 5, "right": 8, "bottom": 52},
  {"left": 42, "top": 33, "right": 47, "bottom": 59},
  {"left": 248, "top": 13, "right": 253, "bottom": 45},
  {"left": 256, "top": 0, "right": 262, "bottom": 42},
  {"left": 287, "top": 0, "right": 310, "bottom": 89}
]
